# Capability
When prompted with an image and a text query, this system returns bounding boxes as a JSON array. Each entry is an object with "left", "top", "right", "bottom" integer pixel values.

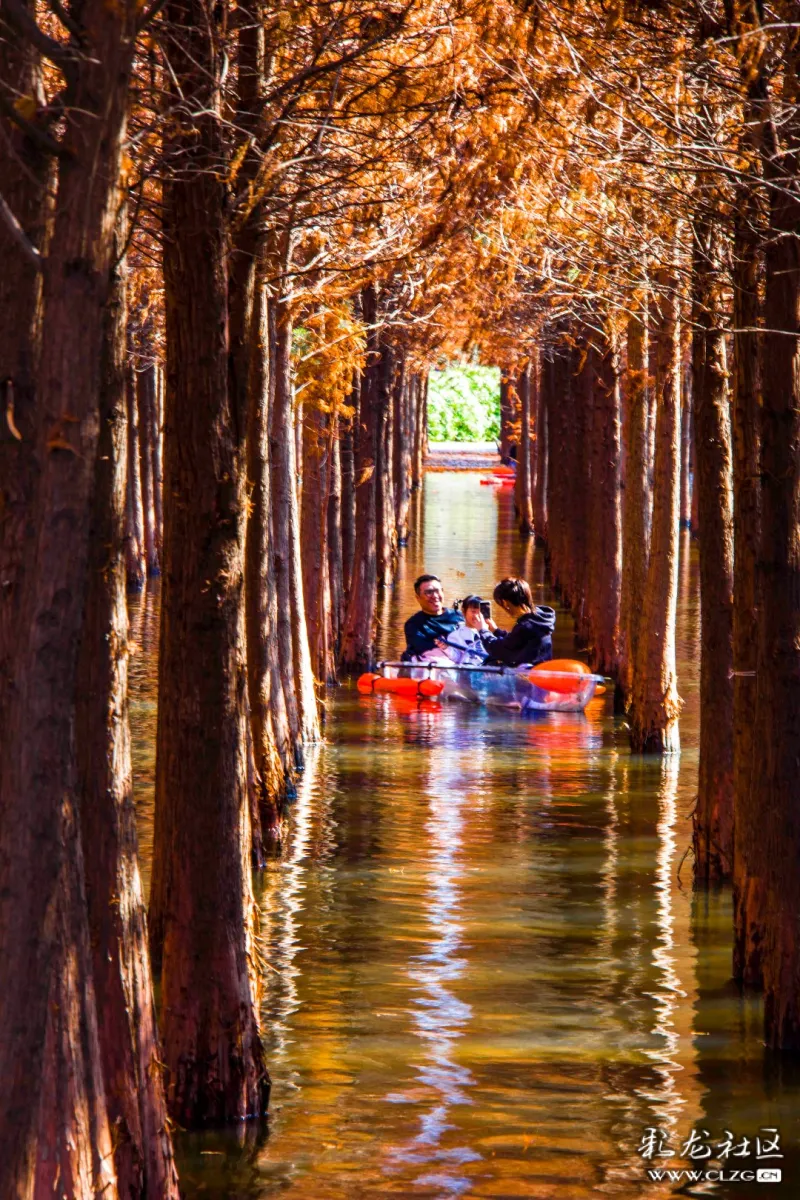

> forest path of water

[{"left": 130, "top": 472, "right": 800, "bottom": 1200}]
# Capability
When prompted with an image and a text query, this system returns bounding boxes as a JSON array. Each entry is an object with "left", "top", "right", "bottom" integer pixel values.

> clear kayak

[{"left": 363, "top": 658, "right": 604, "bottom": 713}]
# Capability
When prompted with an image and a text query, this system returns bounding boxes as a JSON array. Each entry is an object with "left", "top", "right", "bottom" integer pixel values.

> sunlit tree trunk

[
  {"left": 629, "top": 242, "right": 683, "bottom": 754},
  {"left": 0, "top": 0, "right": 139, "bottom": 1186},
  {"left": 150, "top": 0, "right": 269, "bottom": 1123},
  {"left": 137, "top": 362, "right": 160, "bottom": 575},
  {"left": 328, "top": 422, "right": 344, "bottom": 662},
  {"left": 302, "top": 399, "right": 333, "bottom": 683},
  {"left": 376, "top": 339, "right": 396, "bottom": 589},
  {"left": 412, "top": 374, "right": 427, "bottom": 489},
  {"left": 499, "top": 369, "right": 513, "bottom": 458},
  {"left": 690, "top": 212, "right": 734, "bottom": 882},
  {"left": 341, "top": 397, "right": 357, "bottom": 595},
  {"left": 620, "top": 296, "right": 650, "bottom": 703}
]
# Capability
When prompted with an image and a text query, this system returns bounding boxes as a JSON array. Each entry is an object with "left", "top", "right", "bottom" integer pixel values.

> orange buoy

[
  {"left": 528, "top": 659, "right": 591, "bottom": 695},
  {"left": 357, "top": 673, "right": 444, "bottom": 698}
]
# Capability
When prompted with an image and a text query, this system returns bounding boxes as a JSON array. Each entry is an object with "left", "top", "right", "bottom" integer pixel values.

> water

[{"left": 130, "top": 473, "right": 800, "bottom": 1198}]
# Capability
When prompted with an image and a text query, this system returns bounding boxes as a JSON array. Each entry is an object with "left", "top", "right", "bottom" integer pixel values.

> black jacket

[{"left": 485, "top": 606, "right": 556, "bottom": 668}]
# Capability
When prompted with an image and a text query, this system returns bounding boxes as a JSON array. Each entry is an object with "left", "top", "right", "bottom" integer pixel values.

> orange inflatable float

[
  {"left": 528, "top": 659, "right": 592, "bottom": 694},
  {"left": 357, "top": 673, "right": 444, "bottom": 698}
]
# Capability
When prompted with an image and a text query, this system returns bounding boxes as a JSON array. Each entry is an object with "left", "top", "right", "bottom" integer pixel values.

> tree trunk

[
  {"left": 245, "top": 281, "right": 286, "bottom": 839},
  {"left": 394, "top": 357, "right": 414, "bottom": 545},
  {"left": 327, "top": 421, "right": 344, "bottom": 663},
  {"left": 0, "top": 0, "right": 139, "bottom": 1187},
  {"left": 680, "top": 366, "right": 693, "bottom": 529},
  {"left": 376, "top": 339, "right": 396, "bottom": 589},
  {"left": 340, "top": 285, "right": 380, "bottom": 671},
  {"left": 629, "top": 245, "right": 683, "bottom": 754},
  {"left": 499, "top": 369, "right": 513, "bottom": 458},
  {"left": 731, "top": 192, "right": 764, "bottom": 986},
  {"left": 125, "top": 364, "right": 147, "bottom": 590},
  {"left": 150, "top": 0, "right": 269, "bottom": 1123},
  {"left": 154, "top": 363, "right": 164, "bottom": 560},
  {"left": 137, "top": 363, "right": 160, "bottom": 575},
  {"left": 750, "top": 61, "right": 800, "bottom": 1047},
  {"left": 620, "top": 298, "right": 650, "bottom": 703},
  {"left": 270, "top": 308, "right": 320, "bottom": 746},
  {"left": 341, "top": 389, "right": 357, "bottom": 595},
  {"left": 690, "top": 214, "right": 735, "bottom": 883},
  {"left": 301, "top": 399, "right": 332, "bottom": 683},
  {"left": 76, "top": 213, "right": 179, "bottom": 1198},
  {"left": 587, "top": 327, "right": 622, "bottom": 680},
  {"left": 412, "top": 373, "right": 427, "bottom": 489},
  {"left": 0, "top": 11, "right": 48, "bottom": 747},
  {"left": 534, "top": 353, "right": 549, "bottom": 542},
  {"left": 515, "top": 361, "right": 534, "bottom": 536}
]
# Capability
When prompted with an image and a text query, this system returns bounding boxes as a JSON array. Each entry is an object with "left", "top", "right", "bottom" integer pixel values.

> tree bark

[
  {"left": 76, "top": 213, "right": 179, "bottom": 1199},
  {"left": 394, "top": 356, "right": 414, "bottom": 545},
  {"left": 150, "top": 0, "right": 269, "bottom": 1123},
  {"left": 341, "top": 386, "right": 357, "bottom": 595},
  {"left": 690, "top": 214, "right": 735, "bottom": 883},
  {"left": 629, "top": 244, "right": 683, "bottom": 754},
  {"left": 620, "top": 298, "right": 650, "bottom": 703},
  {"left": 499, "top": 369, "right": 513, "bottom": 458},
  {"left": 534, "top": 353, "right": 549, "bottom": 542},
  {"left": 301, "top": 399, "right": 332, "bottom": 683},
  {"left": 376, "top": 338, "right": 396, "bottom": 589},
  {"left": 327, "top": 419, "right": 344, "bottom": 663},
  {"left": 0, "top": 0, "right": 140, "bottom": 1187}
]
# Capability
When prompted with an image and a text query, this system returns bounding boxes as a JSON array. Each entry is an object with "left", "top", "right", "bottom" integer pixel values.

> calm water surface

[{"left": 130, "top": 473, "right": 800, "bottom": 1199}]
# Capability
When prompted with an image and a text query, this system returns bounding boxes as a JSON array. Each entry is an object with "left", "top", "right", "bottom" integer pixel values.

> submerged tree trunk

[
  {"left": 150, "top": 0, "right": 269, "bottom": 1123},
  {"left": 77, "top": 215, "right": 178, "bottom": 1198},
  {"left": 587, "top": 327, "right": 622, "bottom": 681},
  {"left": 629, "top": 246, "right": 683, "bottom": 754},
  {"left": 690, "top": 215, "right": 734, "bottom": 882},
  {"left": 302, "top": 399, "right": 333, "bottom": 683},
  {"left": 620, "top": 298, "right": 650, "bottom": 703},
  {"left": 376, "top": 339, "right": 396, "bottom": 589},
  {"left": 0, "top": 0, "right": 139, "bottom": 1187},
  {"left": 328, "top": 424, "right": 344, "bottom": 662}
]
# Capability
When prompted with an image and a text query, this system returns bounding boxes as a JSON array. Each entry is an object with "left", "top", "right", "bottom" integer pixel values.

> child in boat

[
  {"left": 482, "top": 578, "right": 555, "bottom": 667},
  {"left": 432, "top": 595, "right": 493, "bottom": 665}
]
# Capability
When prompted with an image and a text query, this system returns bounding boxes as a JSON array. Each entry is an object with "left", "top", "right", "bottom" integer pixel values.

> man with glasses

[{"left": 402, "top": 574, "right": 464, "bottom": 660}]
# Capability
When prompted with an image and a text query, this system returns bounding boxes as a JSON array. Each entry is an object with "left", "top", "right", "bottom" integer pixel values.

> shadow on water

[{"left": 128, "top": 474, "right": 800, "bottom": 1198}]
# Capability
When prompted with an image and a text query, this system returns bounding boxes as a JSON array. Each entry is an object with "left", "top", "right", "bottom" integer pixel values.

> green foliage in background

[{"left": 427, "top": 365, "right": 501, "bottom": 442}]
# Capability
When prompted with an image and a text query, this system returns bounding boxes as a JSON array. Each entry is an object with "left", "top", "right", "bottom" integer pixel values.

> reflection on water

[{"left": 128, "top": 474, "right": 800, "bottom": 1199}]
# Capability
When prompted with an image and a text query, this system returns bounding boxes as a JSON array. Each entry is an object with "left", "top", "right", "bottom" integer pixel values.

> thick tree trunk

[
  {"left": 680, "top": 369, "right": 693, "bottom": 529},
  {"left": 731, "top": 195, "right": 764, "bottom": 986},
  {"left": 150, "top": 0, "right": 269, "bottom": 1123},
  {"left": 0, "top": 0, "right": 139, "bottom": 1187},
  {"left": 412, "top": 373, "right": 427, "bottom": 489},
  {"left": 137, "top": 363, "right": 160, "bottom": 575},
  {"left": 244, "top": 282, "right": 286, "bottom": 839},
  {"left": 515, "top": 361, "right": 534, "bottom": 536},
  {"left": 341, "top": 285, "right": 380, "bottom": 671},
  {"left": 394, "top": 357, "right": 414, "bottom": 545},
  {"left": 499, "top": 369, "right": 513, "bottom": 458},
  {"left": 125, "top": 365, "right": 147, "bottom": 590},
  {"left": 750, "top": 73, "right": 800, "bottom": 1047},
  {"left": 153, "top": 364, "right": 164, "bottom": 560},
  {"left": 76, "top": 216, "right": 179, "bottom": 1198},
  {"left": 620, "top": 299, "right": 650, "bottom": 703},
  {"left": 629, "top": 247, "right": 683, "bottom": 754},
  {"left": 571, "top": 342, "right": 592, "bottom": 641},
  {"left": 690, "top": 216, "right": 735, "bottom": 883}
]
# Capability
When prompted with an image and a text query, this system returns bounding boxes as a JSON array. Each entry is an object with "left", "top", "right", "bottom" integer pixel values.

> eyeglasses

[{"left": 421, "top": 588, "right": 443, "bottom": 597}]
